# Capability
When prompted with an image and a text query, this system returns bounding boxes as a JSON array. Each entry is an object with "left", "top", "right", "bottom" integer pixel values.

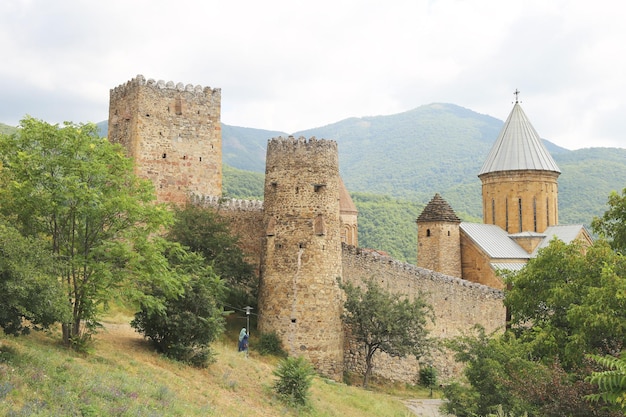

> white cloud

[{"left": 1, "top": 0, "right": 625, "bottom": 149}]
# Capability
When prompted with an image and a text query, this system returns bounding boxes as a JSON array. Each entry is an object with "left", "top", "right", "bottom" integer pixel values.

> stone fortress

[{"left": 108, "top": 75, "right": 585, "bottom": 382}]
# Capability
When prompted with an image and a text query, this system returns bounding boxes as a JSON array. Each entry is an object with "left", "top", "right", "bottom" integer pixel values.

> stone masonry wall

[
  {"left": 109, "top": 75, "right": 222, "bottom": 204},
  {"left": 341, "top": 245, "right": 506, "bottom": 382}
]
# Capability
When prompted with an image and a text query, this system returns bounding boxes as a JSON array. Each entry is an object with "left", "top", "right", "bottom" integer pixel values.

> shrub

[
  {"left": 272, "top": 356, "right": 315, "bottom": 407},
  {"left": 131, "top": 249, "right": 226, "bottom": 367},
  {"left": 419, "top": 365, "right": 437, "bottom": 388},
  {"left": 258, "top": 332, "right": 286, "bottom": 357}
]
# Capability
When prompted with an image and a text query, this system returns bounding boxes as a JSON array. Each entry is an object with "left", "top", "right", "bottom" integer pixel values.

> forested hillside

[{"left": 32, "top": 103, "right": 626, "bottom": 262}]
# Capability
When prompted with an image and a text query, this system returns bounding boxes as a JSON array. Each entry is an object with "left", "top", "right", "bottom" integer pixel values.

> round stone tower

[
  {"left": 416, "top": 193, "right": 462, "bottom": 277},
  {"left": 258, "top": 136, "right": 344, "bottom": 379}
]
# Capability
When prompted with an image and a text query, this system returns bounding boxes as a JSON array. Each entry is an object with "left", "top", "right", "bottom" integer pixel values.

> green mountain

[
  {"left": 219, "top": 103, "right": 625, "bottom": 225},
  {"left": 0, "top": 122, "right": 18, "bottom": 135},
  {"left": 59, "top": 104, "right": 626, "bottom": 262}
]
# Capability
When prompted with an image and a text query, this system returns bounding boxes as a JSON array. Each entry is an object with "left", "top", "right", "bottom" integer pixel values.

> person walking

[{"left": 238, "top": 328, "right": 247, "bottom": 352}]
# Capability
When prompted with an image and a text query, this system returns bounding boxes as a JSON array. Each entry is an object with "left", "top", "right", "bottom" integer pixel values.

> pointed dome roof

[
  {"left": 338, "top": 177, "right": 358, "bottom": 215},
  {"left": 478, "top": 102, "right": 560, "bottom": 176},
  {"left": 417, "top": 193, "right": 461, "bottom": 223}
]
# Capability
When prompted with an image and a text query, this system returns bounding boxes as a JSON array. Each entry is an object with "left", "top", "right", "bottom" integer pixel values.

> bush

[
  {"left": 419, "top": 365, "right": 437, "bottom": 388},
  {"left": 272, "top": 356, "right": 315, "bottom": 407},
  {"left": 257, "top": 332, "right": 286, "bottom": 357},
  {"left": 131, "top": 249, "right": 227, "bottom": 367}
]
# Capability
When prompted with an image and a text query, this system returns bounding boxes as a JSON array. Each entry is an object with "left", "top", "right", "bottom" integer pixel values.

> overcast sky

[{"left": 1, "top": 0, "right": 624, "bottom": 150}]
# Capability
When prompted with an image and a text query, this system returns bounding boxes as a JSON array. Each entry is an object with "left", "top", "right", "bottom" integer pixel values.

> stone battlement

[
  {"left": 267, "top": 136, "right": 338, "bottom": 153},
  {"left": 190, "top": 194, "right": 264, "bottom": 212},
  {"left": 342, "top": 244, "right": 504, "bottom": 299},
  {"left": 110, "top": 74, "right": 220, "bottom": 99}
]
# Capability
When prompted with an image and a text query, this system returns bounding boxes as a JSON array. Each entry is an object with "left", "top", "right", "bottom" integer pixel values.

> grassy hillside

[
  {"left": 0, "top": 316, "right": 421, "bottom": 416},
  {"left": 0, "top": 122, "right": 17, "bottom": 135}
]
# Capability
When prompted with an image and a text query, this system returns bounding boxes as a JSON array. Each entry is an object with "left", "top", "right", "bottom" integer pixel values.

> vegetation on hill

[
  {"left": 442, "top": 194, "right": 626, "bottom": 417},
  {"left": 21, "top": 103, "right": 626, "bottom": 263},
  {"left": 0, "top": 122, "right": 17, "bottom": 135},
  {"left": 0, "top": 318, "right": 420, "bottom": 416}
]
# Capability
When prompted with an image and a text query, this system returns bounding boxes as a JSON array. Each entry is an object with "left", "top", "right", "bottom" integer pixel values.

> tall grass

[{"left": 0, "top": 319, "right": 416, "bottom": 417}]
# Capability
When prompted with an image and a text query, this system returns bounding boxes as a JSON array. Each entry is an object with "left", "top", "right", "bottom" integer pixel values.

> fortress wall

[
  {"left": 341, "top": 245, "right": 506, "bottom": 382},
  {"left": 191, "top": 194, "right": 265, "bottom": 270}
]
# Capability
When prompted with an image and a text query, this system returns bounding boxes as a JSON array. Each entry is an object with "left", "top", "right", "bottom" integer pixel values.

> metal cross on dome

[{"left": 514, "top": 89, "right": 521, "bottom": 103}]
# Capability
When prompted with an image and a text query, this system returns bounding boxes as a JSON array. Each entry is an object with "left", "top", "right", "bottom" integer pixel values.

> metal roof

[
  {"left": 478, "top": 102, "right": 561, "bottom": 176},
  {"left": 531, "top": 224, "right": 589, "bottom": 256},
  {"left": 491, "top": 262, "right": 527, "bottom": 272},
  {"left": 460, "top": 222, "right": 531, "bottom": 259}
]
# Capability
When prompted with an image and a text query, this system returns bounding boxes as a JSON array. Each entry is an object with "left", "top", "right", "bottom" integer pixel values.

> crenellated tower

[
  {"left": 258, "top": 136, "right": 344, "bottom": 380},
  {"left": 108, "top": 75, "right": 222, "bottom": 204}
]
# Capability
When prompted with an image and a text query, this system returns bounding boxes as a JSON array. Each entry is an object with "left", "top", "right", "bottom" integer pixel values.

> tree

[
  {"left": 131, "top": 247, "right": 227, "bottom": 367},
  {"left": 592, "top": 188, "right": 626, "bottom": 254},
  {"left": 167, "top": 203, "right": 257, "bottom": 307},
  {"left": 587, "top": 352, "right": 626, "bottom": 411},
  {"left": 0, "top": 117, "right": 178, "bottom": 347},
  {"left": 340, "top": 278, "right": 433, "bottom": 387},
  {"left": 505, "top": 239, "right": 626, "bottom": 370},
  {"left": 0, "top": 221, "right": 69, "bottom": 335},
  {"left": 445, "top": 327, "right": 621, "bottom": 417}
]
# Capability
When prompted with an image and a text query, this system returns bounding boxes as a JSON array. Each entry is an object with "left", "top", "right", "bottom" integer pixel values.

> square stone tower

[{"left": 108, "top": 75, "right": 222, "bottom": 204}]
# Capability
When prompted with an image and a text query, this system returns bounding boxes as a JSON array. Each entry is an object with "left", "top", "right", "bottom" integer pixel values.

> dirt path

[{"left": 405, "top": 399, "right": 451, "bottom": 416}]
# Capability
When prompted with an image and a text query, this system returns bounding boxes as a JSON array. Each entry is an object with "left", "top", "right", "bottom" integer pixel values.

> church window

[
  {"left": 491, "top": 199, "right": 495, "bottom": 224},
  {"left": 546, "top": 197, "right": 550, "bottom": 226},
  {"left": 505, "top": 199, "right": 509, "bottom": 232},
  {"left": 426, "top": 229, "right": 431, "bottom": 237},
  {"left": 533, "top": 198, "right": 537, "bottom": 232},
  {"left": 518, "top": 198, "right": 523, "bottom": 232},
  {"left": 447, "top": 230, "right": 450, "bottom": 236},
  {"left": 313, "top": 184, "right": 326, "bottom": 192}
]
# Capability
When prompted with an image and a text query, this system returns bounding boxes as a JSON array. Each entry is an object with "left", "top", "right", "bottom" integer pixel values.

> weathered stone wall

[
  {"left": 258, "top": 136, "right": 345, "bottom": 380},
  {"left": 342, "top": 245, "right": 506, "bottom": 382},
  {"left": 480, "top": 170, "right": 559, "bottom": 234},
  {"left": 109, "top": 75, "right": 222, "bottom": 204},
  {"left": 417, "top": 221, "right": 462, "bottom": 277}
]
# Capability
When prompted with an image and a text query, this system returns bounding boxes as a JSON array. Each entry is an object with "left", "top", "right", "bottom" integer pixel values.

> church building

[{"left": 417, "top": 95, "right": 593, "bottom": 289}]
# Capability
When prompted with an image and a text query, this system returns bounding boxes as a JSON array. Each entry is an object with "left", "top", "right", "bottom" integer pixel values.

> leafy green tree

[
  {"left": 593, "top": 188, "right": 626, "bottom": 254},
  {"left": 168, "top": 203, "right": 257, "bottom": 307},
  {"left": 587, "top": 352, "right": 626, "bottom": 412},
  {"left": 341, "top": 279, "right": 433, "bottom": 387},
  {"left": 445, "top": 327, "right": 620, "bottom": 417},
  {"left": 0, "top": 221, "right": 69, "bottom": 335},
  {"left": 505, "top": 239, "right": 626, "bottom": 370},
  {"left": 0, "top": 117, "right": 177, "bottom": 347},
  {"left": 131, "top": 247, "right": 227, "bottom": 367},
  {"left": 444, "top": 327, "right": 536, "bottom": 416}
]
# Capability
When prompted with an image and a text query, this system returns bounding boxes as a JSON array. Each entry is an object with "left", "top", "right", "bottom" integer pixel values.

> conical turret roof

[
  {"left": 417, "top": 193, "right": 461, "bottom": 223},
  {"left": 478, "top": 101, "right": 560, "bottom": 176}
]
